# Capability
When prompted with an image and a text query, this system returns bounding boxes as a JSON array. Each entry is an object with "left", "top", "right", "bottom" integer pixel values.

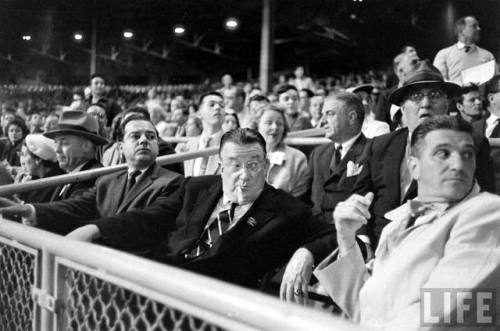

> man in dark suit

[
  {"left": 352, "top": 60, "right": 494, "bottom": 247},
  {"left": 472, "top": 74, "right": 500, "bottom": 193},
  {"left": 2, "top": 115, "right": 183, "bottom": 235},
  {"left": 307, "top": 92, "right": 367, "bottom": 223},
  {"left": 65, "top": 128, "right": 335, "bottom": 293},
  {"left": 44, "top": 110, "right": 107, "bottom": 201}
]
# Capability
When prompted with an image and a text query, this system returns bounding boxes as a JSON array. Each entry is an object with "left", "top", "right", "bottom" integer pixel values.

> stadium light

[
  {"left": 22, "top": 35, "right": 31, "bottom": 41},
  {"left": 73, "top": 32, "right": 83, "bottom": 41},
  {"left": 224, "top": 17, "right": 239, "bottom": 31},
  {"left": 123, "top": 30, "right": 134, "bottom": 39},
  {"left": 173, "top": 25, "right": 186, "bottom": 35}
]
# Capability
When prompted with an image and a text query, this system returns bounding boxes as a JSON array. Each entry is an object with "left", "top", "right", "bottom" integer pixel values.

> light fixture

[
  {"left": 22, "top": 35, "right": 31, "bottom": 41},
  {"left": 224, "top": 17, "right": 239, "bottom": 31},
  {"left": 173, "top": 25, "right": 186, "bottom": 35},
  {"left": 73, "top": 32, "right": 83, "bottom": 41},
  {"left": 123, "top": 30, "right": 134, "bottom": 39}
]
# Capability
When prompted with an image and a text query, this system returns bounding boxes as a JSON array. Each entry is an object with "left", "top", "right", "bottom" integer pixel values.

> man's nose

[
  {"left": 449, "top": 152, "right": 465, "bottom": 170},
  {"left": 419, "top": 95, "right": 431, "bottom": 107}
]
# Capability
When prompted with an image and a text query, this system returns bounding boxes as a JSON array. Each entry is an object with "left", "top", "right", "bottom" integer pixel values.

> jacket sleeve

[
  {"left": 93, "top": 177, "right": 188, "bottom": 250},
  {"left": 34, "top": 189, "right": 100, "bottom": 235}
]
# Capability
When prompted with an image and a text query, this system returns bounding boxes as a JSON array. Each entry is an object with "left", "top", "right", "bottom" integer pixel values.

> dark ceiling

[{"left": 0, "top": 0, "right": 499, "bottom": 85}]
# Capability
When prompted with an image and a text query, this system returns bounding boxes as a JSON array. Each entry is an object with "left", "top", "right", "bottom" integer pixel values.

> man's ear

[
  {"left": 488, "top": 93, "right": 495, "bottom": 104},
  {"left": 456, "top": 102, "right": 464, "bottom": 112},
  {"left": 407, "top": 155, "right": 420, "bottom": 181}
]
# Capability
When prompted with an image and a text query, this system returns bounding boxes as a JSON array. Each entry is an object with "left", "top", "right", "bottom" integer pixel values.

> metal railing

[{"left": 0, "top": 218, "right": 367, "bottom": 331}]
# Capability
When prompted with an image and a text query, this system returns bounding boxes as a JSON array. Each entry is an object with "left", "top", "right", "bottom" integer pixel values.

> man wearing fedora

[
  {"left": 0, "top": 115, "right": 183, "bottom": 238},
  {"left": 350, "top": 60, "right": 494, "bottom": 247},
  {"left": 44, "top": 110, "right": 107, "bottom": 201}
]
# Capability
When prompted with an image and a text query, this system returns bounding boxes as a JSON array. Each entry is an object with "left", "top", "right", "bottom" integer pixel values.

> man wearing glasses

[
  {"left": 66, "top": 128, "right": 335, "bottom": 291},
  {"left": 350, "top": 60, "right": 494, "bottom": 249}
]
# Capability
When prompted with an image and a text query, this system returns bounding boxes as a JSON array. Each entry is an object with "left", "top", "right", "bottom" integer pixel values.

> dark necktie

[
  {"left": 490, "top": 119, "right": 500, "bottom": 138},
  {"left": 186, "top": 203, "right": 238, "bottom": 258},
  {"left": 464, "top": 45, "right": 471, "bottom": 53},
  {"left": 126, "top": 170, "right": 141, "bottom": 193},
  {"left": 329, "top": 144, "right": 342, "bottom": 172}
]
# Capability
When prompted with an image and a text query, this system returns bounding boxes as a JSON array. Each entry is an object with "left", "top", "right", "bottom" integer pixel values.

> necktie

[
  {"left": 186, "top": 203, "right": 238, "bottom": 258},
  {"left": 464, "top": 45, "right": 471, "bottom": 53},
  {"left": 198, "top": 137, "right": 212, "bottom": 176},
  {"left": 126, "top": 170, "right": 141, "bottom": 193},
  {"left": 490, "top": 119, "right": 500, "bottom": 138},
  {"left": 329, "top": 145, "right": 342, "bottom": 172}
]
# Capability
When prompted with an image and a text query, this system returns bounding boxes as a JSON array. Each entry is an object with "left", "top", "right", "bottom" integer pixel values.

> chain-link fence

[
  {"left": 0, "top": 239, "right": 38, "bottom": 331},
  {"left": 58, "top": 264, "right": 225, "bottom": 331}
]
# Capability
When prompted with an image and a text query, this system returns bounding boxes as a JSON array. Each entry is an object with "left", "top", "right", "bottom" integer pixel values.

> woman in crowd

[
  {"left": 257, "top": 103, "right": 308, "bottom": 197},
  {"left": 222, "top": 112, "right": 240, "bottom": 132},
  {"left": 15, "top": 134, "right": 64, "bottom": 203},
  {"left": 1, "top": 118, "right": 29, "bottom": 168}
]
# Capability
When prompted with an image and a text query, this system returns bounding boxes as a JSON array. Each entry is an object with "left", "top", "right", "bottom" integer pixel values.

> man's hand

[
  {"left": 280, "top": 248, "right": 314, "bottom": 306},
  {"left": 333, "top": 192, "right": 374, "bottom": 255},
  {"left": 0, "top": 199, "right": 36, "bottom": 222},
  {"left": 66, "top": 225, "right": 102, "bottom": 242}
]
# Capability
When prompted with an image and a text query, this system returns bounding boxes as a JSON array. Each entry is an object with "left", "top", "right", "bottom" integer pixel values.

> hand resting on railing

[{"left": 0, "top": 198, "right": 36, "bottom": 224}]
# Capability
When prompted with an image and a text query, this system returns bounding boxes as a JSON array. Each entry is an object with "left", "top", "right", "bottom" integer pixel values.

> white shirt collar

[
  {"left": 487, "top": 113, "right": 500, "bottom": 126},
  {"left": 337, "top": 132, "right": 362, "bottom": 158}
]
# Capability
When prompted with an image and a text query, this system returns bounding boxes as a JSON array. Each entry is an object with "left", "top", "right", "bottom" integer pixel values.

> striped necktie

[{"left": 185, "top": 203, "right": 238, "bottom": 258}]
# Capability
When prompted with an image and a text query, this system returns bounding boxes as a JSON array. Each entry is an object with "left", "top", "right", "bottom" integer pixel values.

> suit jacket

[
  {"left": 18, "top": 166, "right": 65, "bottom": 203},
  {"left": 49, "top": 158, "right": 103, "bottom": 202},
  {"left": 34, "top": 163, "right": 183, "bottom": 235},
  {"left": 183, "top": 131, "right": 223, "bottom": 177},
  {"left": 352, "top": 128, "right": 494, "bottom": 245},
  {"left": 472, "top": 118, "right": 500, "bottom": 193},
  {"left": 307, "top": 134, "right": 367, "bottom": 223},
  {"left": 94, "top": 175, "right": 336, "bottom": 289},
  {"left": 314, "top": 188, "right": 500, "bottom": 330}
]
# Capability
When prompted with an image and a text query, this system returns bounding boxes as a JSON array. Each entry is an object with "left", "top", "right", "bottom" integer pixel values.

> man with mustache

[{"left": 0, "top": 115, "right": 183, "bottom": 236}]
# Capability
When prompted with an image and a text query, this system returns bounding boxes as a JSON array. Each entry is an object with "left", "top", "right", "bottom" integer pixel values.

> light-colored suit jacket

[
  {"left": 183, "top": 130, "right": 223, "bottom": 177},
  {"left": 314, "top": 185, "right": 500, "bottom": 330},
  {"left": 266, "top": 145, "right": 308, "bottom": 197}
]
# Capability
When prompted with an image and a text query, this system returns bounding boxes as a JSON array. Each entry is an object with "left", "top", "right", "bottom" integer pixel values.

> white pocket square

[{"left": 346, "top": 161, "right": 363, "bottom": 177}]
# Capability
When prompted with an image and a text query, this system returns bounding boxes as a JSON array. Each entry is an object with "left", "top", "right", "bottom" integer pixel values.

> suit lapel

[
  {"left": 118, "top": 165, "right": 156, "bottom": 213},
  {"left": 324, "top": 135, "right": 366, "bottom": 186},
  {"left": 383, "top": 129, "right": 408, "bottom": 205},
  {"left": 205, "top": 185, "right": 276, "bottom": 257},
  {"left": 186, "top": 179, "right": 224, "bottom": 240},
  {"left": 112, "top": 171, "right": 129, "bottom": 213}
]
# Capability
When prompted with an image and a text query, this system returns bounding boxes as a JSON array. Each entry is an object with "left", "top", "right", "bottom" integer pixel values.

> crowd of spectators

[{"left": 0, "top": 14, "right": 500, "bottom": 331}]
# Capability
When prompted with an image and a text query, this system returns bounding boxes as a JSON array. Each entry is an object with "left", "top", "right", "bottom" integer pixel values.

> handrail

[
  {"left": 0, "top": 218, "right": 369, "bottom": 331},
  {"left": 488, "top": 138, "right": 500, "bottom": 148},
  {"left": 0, "top": 147, "right": 218, "bottom": 196}
]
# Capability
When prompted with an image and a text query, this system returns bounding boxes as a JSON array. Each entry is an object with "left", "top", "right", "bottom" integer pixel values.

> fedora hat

[
  {"left": 389, "top": 60, "right": 461, "bottom": 106},
  {"left": 346, "top": 84, "right": 373, "bottom": 94},
  {"left": 44, "top": 110, "right": 108, "bottom": 145},
  {"left": 25, "top": 134, "right": 57, "bottom": 162}
]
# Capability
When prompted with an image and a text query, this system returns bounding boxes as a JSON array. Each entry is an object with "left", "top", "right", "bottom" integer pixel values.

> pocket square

[{"left": 346, "top": 161, "right": 363, "bottom": 177}]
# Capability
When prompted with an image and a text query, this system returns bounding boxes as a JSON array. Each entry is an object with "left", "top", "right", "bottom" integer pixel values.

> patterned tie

[
  {"left": 186, "top": 203, "right": 238, "bottom": 258},
  {"left": 329, "top": 144, "right": 342, "bottom": 172}
]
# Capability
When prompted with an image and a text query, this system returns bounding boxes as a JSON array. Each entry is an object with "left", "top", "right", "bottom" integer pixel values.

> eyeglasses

[
  {"left": 223, "top": 160, "right": 263, "bottom": 173},
  {"left": 407, "top": 90, "right": 445, "bottom": 102}
]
